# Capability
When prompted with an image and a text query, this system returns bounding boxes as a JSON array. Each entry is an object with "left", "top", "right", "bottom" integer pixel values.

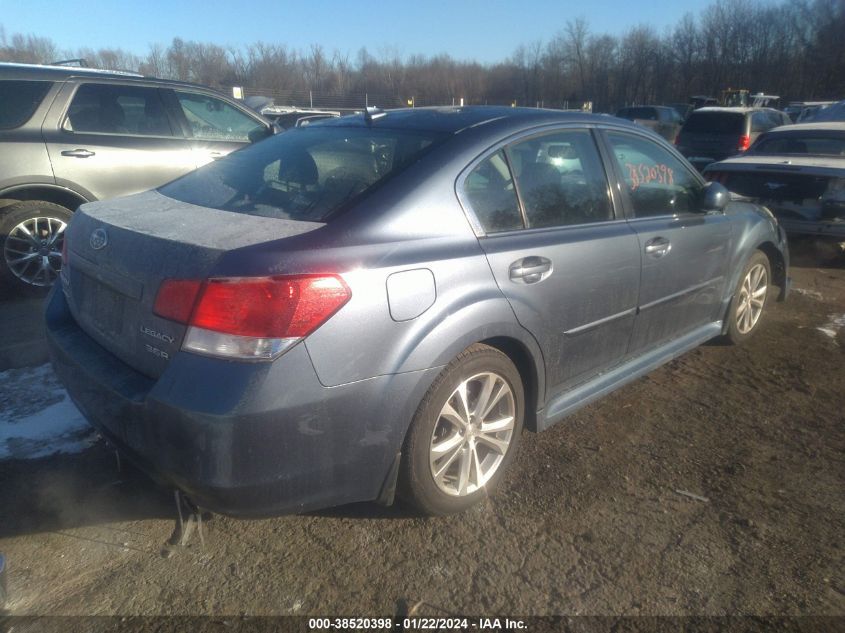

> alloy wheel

[
  {"left": 736, "top": 263, "right": 768, "bottom": 334},
  {"left": 429, "top": 371, "right": 516, "bottom": 496},
  {"left": 3, "top": 216, "right": 66, "bottom": 287}
]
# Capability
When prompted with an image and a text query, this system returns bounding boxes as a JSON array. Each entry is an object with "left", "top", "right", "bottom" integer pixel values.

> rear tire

[
  {"left": 0, "top": 201, "right": 72, "bottom": 294},
  {"left": 398, "top": 344, "right": 524, "bottom": 516},
  {"left": 725, "top": 250, "right": 771, "bottom": 345}
]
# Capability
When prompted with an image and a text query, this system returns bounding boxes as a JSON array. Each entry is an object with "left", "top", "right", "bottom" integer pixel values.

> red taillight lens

[
  {"left": 154, "top": 275, "right": 351, "bottom": 339},
  {"left": 153, "top": 279, "right": 203, "bottom": 323},
  {"left": 737, "top": 134, "right": 751, "bottom": 151}
]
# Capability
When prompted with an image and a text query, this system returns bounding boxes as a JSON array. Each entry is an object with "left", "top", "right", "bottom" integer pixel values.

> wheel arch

[
  {"left": 0, "top": 184, "right": 91, "bottom": 213},
  {"left": 756, "top": 240, "right": 787, "bottom": 300},
  {"left": 479, "top": 335, "right": 542, "bottom": 432}
]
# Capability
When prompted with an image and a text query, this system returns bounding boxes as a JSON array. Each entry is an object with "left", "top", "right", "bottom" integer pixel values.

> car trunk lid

[
  {"left": 707, "top": 159, "right": 845, "bottom": 224},
  {"left": 61, "top": 190, "right": 322, "bottom": 378}
]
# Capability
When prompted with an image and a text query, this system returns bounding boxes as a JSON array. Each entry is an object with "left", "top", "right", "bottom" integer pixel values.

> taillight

[
  {"left": 154, "top": 275, "right": 351, "bottom": 360},
  {"left": 737, "top": 134, "right": 751, "bottom": 151}
]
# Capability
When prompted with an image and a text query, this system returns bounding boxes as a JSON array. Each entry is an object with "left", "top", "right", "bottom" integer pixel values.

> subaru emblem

[{"left": 90, "top": 228, "right": 108, "bottom": 250}]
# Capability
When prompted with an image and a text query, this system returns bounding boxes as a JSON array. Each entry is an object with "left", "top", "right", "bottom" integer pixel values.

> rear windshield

[
  {"left": 0, "top": 80, "right": 52, "bottom": 129},
  {"left": 752, "top": 134, "right": 845, "bottom": 156},
  {"left": 682, "top": 112, "right": 744, "bottom": 135},
  {"left": 160, "top": 125, "right": 447, "bottom": 221},
  {"left": 617, "top": 107, "right": 657, "bottom": 121}
]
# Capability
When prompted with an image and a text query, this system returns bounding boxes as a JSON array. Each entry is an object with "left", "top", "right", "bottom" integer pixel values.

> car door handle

[
  {"left": 644, "top": 237, "right": 671, "bottom": 258},
  {"left": 61, "top": 149, "right": 95, "bottom": 158},
  {"left": 509, "top": 256, "right": 553, "bottom": 284}
]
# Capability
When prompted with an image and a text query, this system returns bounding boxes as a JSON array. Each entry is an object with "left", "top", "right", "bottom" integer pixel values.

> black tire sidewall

[
  {"left": 399, "top": 345, "right": 525, "bottom": 516},
  {"left": 0, "top": 201, "right": 72, "bottom": 293},
  {"left": 726, "top": 250, "right": 771, "bottom": 344}
]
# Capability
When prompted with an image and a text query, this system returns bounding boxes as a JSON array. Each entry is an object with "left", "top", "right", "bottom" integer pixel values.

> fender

[
  {"left": 719, "top": 202, "right": 789, "bottom": 331},
  {"left": 0, "top": 182, "right": 93, "bottom": 209}
]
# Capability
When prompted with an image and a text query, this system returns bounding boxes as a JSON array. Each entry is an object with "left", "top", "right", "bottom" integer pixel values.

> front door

[
  {"left": 168, "top": 90, "right": 269, "bottom": 168},
  {"left": 460, "top": 128, "right": 641, "bottom": 399},
  {"left": 601, "top": 130, "right": 732, "bottom": 354}
]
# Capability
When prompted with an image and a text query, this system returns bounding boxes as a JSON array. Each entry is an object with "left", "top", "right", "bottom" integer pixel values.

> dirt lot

[{"left": 0, "top": 241, "right": 843, "bottom": 618}]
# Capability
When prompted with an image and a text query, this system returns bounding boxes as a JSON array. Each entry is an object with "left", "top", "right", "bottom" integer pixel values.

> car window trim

[
  {"left": 455, "top": 123, "right": 620, "bottom": 237},
  {"left": 58, "top": 81, "right": 183, "bottom": 140},
  {"left": 595, "top": 126, "right": 709, "bottom": 221},
  {"left": 173, "top": 88, "right": 269, "bottom": 142}
]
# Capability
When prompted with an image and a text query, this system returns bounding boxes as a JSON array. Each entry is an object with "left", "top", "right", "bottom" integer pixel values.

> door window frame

[
  {"left": 58, "top": 80, "right": 185, "bottom": 140},
  {"left": 169, "top": 88, "right": 270, "bottom": 142},
  {"left": 595, "top": 126, "right": 709, "bottom": 222},
  {"left": 456, "top": 123, "right": 625, "bottom": 238}
]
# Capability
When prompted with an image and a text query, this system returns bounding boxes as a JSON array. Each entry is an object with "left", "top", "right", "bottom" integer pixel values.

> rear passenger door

[
  {"left": 42, "top": 81, "right": 196, "bottom": 201},
  {"left": 600, "top": 130, "right": 732, "bottom": 354},
  {"left": 459, "top": 127, "right": 641, "bottom": 399}
]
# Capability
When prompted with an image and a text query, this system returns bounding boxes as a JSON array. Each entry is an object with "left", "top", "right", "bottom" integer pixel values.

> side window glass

[
  {"left": 176, "top": 92, "right": 263, "bottom": 142},
  {"left": 64, "top": 84, "right": 174, "bottom": 136},
  {"left": 508, "top": 130, "right": 612, "bottom": 228},
  {"left": 463, "top": 150, "right": 524, "bottom": 233},
  {"left": 0, "top": 80, "right": 52, "bottom": 129},
  {"left": 606, "top": 131, "right": 704, "bottom": 217},
  {"left": 751, "top": 112, "right": 769, "bottom": 133}
]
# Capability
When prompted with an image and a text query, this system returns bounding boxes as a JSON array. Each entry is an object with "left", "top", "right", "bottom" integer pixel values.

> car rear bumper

[{"left": 45, "top": 287, "right": 435, "bottom": 517}]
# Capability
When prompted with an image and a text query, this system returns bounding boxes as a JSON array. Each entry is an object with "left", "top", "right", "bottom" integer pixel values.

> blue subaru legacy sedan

[{"left": 46, "top": 107, "right": 789, "bottom": 516}]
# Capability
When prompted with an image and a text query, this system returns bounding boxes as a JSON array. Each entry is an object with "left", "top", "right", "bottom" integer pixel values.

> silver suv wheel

[{"left": 4, "top": 216, "right": 66, "bottom": 287}]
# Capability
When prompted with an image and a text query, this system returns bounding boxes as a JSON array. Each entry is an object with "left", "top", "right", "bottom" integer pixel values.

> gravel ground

[{"left": 0, "top": 242, "right": 842, "bottom": 618}]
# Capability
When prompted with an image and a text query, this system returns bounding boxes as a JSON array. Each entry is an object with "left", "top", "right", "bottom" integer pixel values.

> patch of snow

[
  {"left": 816, "top": 314, "right": 845, "bottom": 344},
  {"left": 0, "top": 363, "right": 96, "bottom": 460},
  {"left": 793, "top": 287, "right": 824, "bottom": 300}
]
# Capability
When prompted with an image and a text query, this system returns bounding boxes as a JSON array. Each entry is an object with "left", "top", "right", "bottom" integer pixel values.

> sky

[{"left": 2, "top": 0, "right": 776, "bottom": 64}]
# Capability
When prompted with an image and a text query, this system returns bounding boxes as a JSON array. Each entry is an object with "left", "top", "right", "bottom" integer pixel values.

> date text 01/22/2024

[{"left": 307, "top": 618, "right": 527, "bottom": 630}]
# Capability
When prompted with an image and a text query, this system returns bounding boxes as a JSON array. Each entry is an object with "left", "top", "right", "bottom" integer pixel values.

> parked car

[
  {"left": 801, "top": 100, "right": 845, "bottom": 123},
  {"left": 703, "top": 122, "right": 845, "bottom": 245},
  {"left": 614, "top": 105, "right": 683, "bottom": 142},
  {"left": 259, "top": 106, "right": 343, "bottom": 130},
  {"left": 0, "top": 62, "right": 276, "bottom": 291},
  {"left": 47, "top": 106, "right": 789, "bottom": 517},
  {"left": 675, "top": 107, "right": 792, "bottom": 172},
  {"left": 667, "top": 102, "right": 692, "bottom": 122}
]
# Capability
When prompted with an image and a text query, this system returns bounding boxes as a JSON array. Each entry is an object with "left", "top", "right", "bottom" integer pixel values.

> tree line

[{"left": 1, "top": 0, "right": 843, "bottom": 112}]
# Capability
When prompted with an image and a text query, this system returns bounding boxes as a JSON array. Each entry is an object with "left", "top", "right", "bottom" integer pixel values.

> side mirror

[
  {"left": 248, "top": 125, "right": 274, "bottom": 144},
  {"left": 702, "top": 181, "right": 729, "bottom": 213}
]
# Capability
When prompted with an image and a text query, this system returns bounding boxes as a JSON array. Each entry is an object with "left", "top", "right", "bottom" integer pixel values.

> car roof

[
  {"left": 618, "top": 105, "right": 669, "bottom": 110},
  {"left": 692, "top": 107, "right": 773, "bottom": 114},
  {"left": 317, "top": 106, "right": 631, "bottom": 134},
  {"left": 0, "top": 61, "right": 218, "bottom": 92}
]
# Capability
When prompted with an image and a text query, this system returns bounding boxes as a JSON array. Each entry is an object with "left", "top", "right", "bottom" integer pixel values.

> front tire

[
  {"left": 0, "top": 201, "right": 72, "bottom": 293},
  {"left": 398, "top": 344, "right": 525, "bottom": 516},
  {"left": 725, "top": 250, "right": 771, "bottom": 344}
]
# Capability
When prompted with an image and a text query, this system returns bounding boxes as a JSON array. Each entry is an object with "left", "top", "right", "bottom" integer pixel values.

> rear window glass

[
  {"left": 159, "top": 126, "right": 447, "bottom": 221},
  {"left": 752, "top": 134, "right": 845, "bottom": 156},
  {"left": 0, "top": 80, "right": 52, "bottom": 129},
  {"left": 682, "top": 112, "right": 744, "bottom": 135},
  {"left": 617, "top": 107, "right": 657, "bottom": 121}
]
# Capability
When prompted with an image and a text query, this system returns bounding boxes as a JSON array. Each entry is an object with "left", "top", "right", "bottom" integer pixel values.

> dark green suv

[{"left": 0, "top": 62, "right": 274, "bottom": 291}]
